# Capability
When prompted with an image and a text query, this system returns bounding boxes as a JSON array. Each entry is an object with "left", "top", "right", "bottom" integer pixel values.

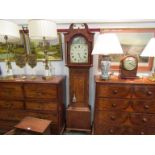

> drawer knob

[
  {"left": 109, "top": 129, "right": 114, "bottom": 134},
  {"left": 110, "top": 115, "right": 116, "bottom": 120},
  {"left": 147, "top": 91, "right": 152, "bottom": 96},
  {"left": 140, "top": 131, "right": 145, "bottom": 135},
  {"left": 113, "top": 90, "right": 118, "bottom": 94},
  {"left": 144, "top": 105, "right": 149, "bottom": 109},
  {"left": 142, "top": 117, "right": 148, "bottom": 123},
  {"left": 112, "top": 103, "right": 117, "bottom": 107}
]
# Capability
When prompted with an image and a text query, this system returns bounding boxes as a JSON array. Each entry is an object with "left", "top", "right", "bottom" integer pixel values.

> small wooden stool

[{"left": 6, "top": 117, "right": 52, "bottom": 135}]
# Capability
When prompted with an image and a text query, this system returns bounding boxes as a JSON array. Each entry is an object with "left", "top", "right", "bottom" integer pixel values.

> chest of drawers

[
  {"left": 0, "top": 76, "right": 65, "bottom": 134},
  {"left": 93, "top": 75, "right": 155, "bottom": 135}
]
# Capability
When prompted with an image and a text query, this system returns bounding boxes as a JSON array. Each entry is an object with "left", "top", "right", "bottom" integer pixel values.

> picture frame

[
  {"left": 0, "top": 31, "right": 26, "bottom": 61},
  {"left": 99, "top": 28, "right": 155, "bottom": 72},
  {"left": 23, "top": 31, "right": 63, "bottom": 61}
]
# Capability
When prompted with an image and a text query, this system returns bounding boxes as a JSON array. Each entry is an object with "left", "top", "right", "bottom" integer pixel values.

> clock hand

[
  {"left": 128, "top": 62, "right": 135, "bottom": 67},
  {"left": 78, "top": 53, "right": 82, "bottom": 60}
]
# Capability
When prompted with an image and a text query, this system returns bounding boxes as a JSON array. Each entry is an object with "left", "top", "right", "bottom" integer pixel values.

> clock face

[
  {"left": 70, "top": 36, "right": 88, "bottom": 63},
  {"left": 123, "top": 56, "right": 137, "bottom": 71}
]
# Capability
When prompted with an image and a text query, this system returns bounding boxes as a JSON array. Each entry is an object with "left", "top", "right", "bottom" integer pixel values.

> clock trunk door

[{"left": 70, "top": 68, "right": 89, "bottom": 107}]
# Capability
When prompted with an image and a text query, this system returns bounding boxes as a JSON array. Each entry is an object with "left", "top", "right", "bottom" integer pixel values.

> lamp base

[
  {"left": 42, "top": 76, "right": 53, "bottom": 80},
  {"left": 100, "top": 55, "right": 111, "bottom": 80},
  {"left": 147, "top": 73, "right": 155, "bottom": 82}
]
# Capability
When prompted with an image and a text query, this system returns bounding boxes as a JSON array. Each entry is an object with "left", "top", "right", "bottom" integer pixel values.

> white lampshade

[
  {"left": 28, "top": 19, "right": 57, "bottom": 40},
  {"left": 92, "top": 33, "right": 123, "bottom": 55},
  {"left": 141, "top": 38, "right": 155, "bottom": 57},
  {"left": 0, "top": 20, "right": 20, "bottom": 42}
]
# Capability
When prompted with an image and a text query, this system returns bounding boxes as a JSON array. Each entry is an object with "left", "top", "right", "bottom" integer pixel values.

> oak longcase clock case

[{"left": 64, "top": 23, "right": 93, "bottom": 132}]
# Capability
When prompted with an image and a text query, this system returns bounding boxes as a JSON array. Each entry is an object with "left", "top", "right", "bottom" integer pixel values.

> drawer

[
  {"left": 132, "top": 100, "right": 155, "bottom": 113},
  {"left": 0, "top": 110, "right": 26, "bottom": 121},
  {"left": 94, "top": 125, "right": 122, "bottom": 135},
  {"left": 25, "top": 101, "right": 57, "bottom": 111},
  {"left": 96, "top": 84, "right": 131, "bottom": 98},
  {"left": 24, "top": 84, "right": 57, "bottom": 100},
  {"left": 131, "top": 126, "right": 155, "bottom": 135},
  {"left": 130, "top": 113, "right": 155, "bottom": 127},
  {"left": 0, "top": 83, "right": 23, "bottom": 99},
  {"left": 0, "top": 110, "right": 58, "bottom": 123},
  {"left": 0, "top": 100, "right": 24, "bottom": 109},
  {"left": 133, "top": 86, "right": 155, "bottom": 99},
  {"left": 94, "top": 111, "right": 128, "bottom": 126},
  {"left": 95, "top": 98, "right": 129, "bottom": 111}
]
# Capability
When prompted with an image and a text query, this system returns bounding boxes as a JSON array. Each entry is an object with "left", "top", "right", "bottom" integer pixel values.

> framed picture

[
  {"left": 24, "top": 32, "right": 63, "bottom": 61},
  {"left": 99, "top": 29, "right": 155, "bottom": 72},
  {"left": 0, "top": 31, "right": 26, "bottom": 61}
]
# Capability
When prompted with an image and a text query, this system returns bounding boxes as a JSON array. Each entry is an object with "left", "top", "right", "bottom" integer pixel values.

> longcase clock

[{"left": 64, "top": 23, "right": 93, "bottom": 132}]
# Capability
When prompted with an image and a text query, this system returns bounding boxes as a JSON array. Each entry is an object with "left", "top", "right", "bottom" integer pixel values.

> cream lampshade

[
  {"left": 0, "top": 20, "right": 20, "bottom": 77},
  {"left": 28, "top": 19, "right": 57, "bottom": 40},
  {"left": 141, "top": 38, "right": 155, "bottom": 81},
  {"left": 92, "top": 33, "right": 123, "bottom": 80},
  {"left": 28, "top": 19, "right": 57, "bottom": 78},
  {"left": 0, "top": 20, "right": 20, "bottom": 42}
]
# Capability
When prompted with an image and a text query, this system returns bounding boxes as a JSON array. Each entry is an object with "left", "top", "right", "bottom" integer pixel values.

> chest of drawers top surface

[
  {"left": 95, "top": 75, "right": 155, "bottom": 85},
  {"left": 0, "top": 75, "right": 65, "bottom": 84}
]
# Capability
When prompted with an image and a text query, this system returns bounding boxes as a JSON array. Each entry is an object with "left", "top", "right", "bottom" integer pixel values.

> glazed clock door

[{"left": 70, "top": 36, "right": 88, "bottom": 63}]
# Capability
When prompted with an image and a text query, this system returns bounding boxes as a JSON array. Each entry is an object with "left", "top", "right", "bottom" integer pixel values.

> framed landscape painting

[
  {"left": 0, "top": 31, "right": 63, "bottom": 62},
  {"left": 0, "top": 32, "right": 26, "bottom": 61},
  {"left": 99, "top": 29, "right": 155, "bottom": 72},
  {"left": 25, "top": 32, "right": 63, "bottom": 61}
]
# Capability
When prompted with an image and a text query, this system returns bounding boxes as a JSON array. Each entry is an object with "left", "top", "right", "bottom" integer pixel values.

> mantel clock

[
  {"left": 64, "top": 23, "right": 93, "bottom": 132},
  {"left": 119, "top": 55, "right": 138, "bottom": 79}
]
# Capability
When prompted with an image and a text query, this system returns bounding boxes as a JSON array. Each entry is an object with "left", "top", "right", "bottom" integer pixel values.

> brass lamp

[
  {"left": 92, "top": 33, "right": 123, "bottom": 80},
  {"left": 141, "top": 38, "right": 155, "bottom": 81},
  {"left": 0, "top": 20, "right": 20, "bottom": 78},
  {"left": 28, "top": 19, "right": 57, "bottom": 79}
]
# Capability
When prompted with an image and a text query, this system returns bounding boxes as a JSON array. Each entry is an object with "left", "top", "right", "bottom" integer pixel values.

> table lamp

[
  {"left": 28, "top": 19, "right": 57, "bottom": 79},
  {"left": 92, "top": 33, "right": 123, "bottom": 80},
  {"left": 141, "top": 38, "right": 155, "bottom": 81},
  {"left": 0, "top": 20, "right": 20, "bottom": 78}
]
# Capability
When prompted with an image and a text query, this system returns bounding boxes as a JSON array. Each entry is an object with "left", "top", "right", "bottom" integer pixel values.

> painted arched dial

[{"left": 70, "top": 36, "right": 88, "bottom": 63}]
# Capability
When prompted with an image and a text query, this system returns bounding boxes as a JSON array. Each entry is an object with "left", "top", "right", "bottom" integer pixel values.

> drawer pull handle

[
  {"left": 142, "top": 117, "right": 148, "bottom": 123},
  {"left": 144, "top": 105, "right": 149, "bottom": 109},
  {"left": 113, "top": 90, "right": 118, "bottom": 94},
  {"left": 112, "top": 103, "right": 117, "bottom": 107},
  {"left": 147, "top": 91, "right": 152, "bottom": 96},
  {"left": 110, "top": 116, "right": 116, "bottom": 120}
]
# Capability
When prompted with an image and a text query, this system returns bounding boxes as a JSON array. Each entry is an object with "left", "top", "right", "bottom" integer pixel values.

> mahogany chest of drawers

[
  {"left": 93, "top": 75, "right": 155, "bottom": 135},
  {"left": 0, "top": 76, "right": 65, "bottom": 134}
]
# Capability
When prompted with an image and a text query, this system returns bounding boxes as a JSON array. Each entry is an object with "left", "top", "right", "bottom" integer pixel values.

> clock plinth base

[{"left": 66, "top": 106, "right": 91, "bottom": 133}]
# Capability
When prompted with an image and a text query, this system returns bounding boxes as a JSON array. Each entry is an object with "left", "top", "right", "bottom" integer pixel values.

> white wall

[{"left": 1, "top": 20, "right": 155, "bottom": 122}]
